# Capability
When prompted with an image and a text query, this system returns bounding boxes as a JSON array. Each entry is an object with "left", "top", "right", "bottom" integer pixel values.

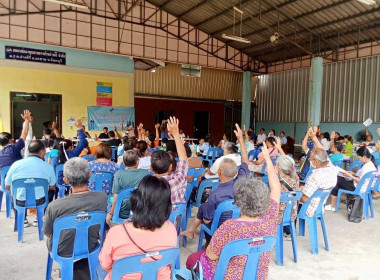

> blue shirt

[
  {"left": 0, "top": 139, "right": 24, "bottom": 171},
  {"left": 280, "top": 136, "right": 287, "bottom": 145},
  {"left": 5, "top": 155, "right": 56, "bottom": 200},
  {"left": 199, "top": 143, "right": 210, "bottom": 156},
  {"left": 203, "top": 162, "right": 249, "bottom": 223},
  {"left": 330, "top": 153, "right": 343, "bottom": 163},
  {"left": 161, "top": 130, "right": 169, "bottom": 139}
]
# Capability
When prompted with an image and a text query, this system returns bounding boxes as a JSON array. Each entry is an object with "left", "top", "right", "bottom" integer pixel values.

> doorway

[
  {"left": 10, "top": 92, "right": 62, "bottom": 139},
  {"left": 193, "top": 111, "right": 210, "bottom": 139}
]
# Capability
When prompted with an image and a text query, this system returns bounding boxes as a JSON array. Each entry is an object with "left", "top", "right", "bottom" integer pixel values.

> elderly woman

[
  {"left": 88, "top": 142, "right": 119, "bottom": 195},
  {"left": 186, "top": 142, "right": 281, "bottom": 280},
  {"left": 248, "top": 136, "right": 278, "bottom": 173},
  {"left": 205, "top": 141, "right": 241, "bottom": 179},
  {"left": 96, "top": 176, "right": 177, "bottom": 280}
]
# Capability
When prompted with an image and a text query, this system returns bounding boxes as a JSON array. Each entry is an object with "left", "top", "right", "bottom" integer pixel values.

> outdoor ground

[{"left": 0, "top": 199, "right": 379, "bottom": 280}]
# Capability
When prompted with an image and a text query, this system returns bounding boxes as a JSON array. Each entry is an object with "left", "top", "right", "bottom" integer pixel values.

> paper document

[
  {"left": 334, "top": 165, "right": 353, "bottom": 180},
  {"left": 363, "top": 118, "right": 373, "bottom": 127}
]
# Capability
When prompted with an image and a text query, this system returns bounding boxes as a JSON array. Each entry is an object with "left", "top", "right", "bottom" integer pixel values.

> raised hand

[
  {"left": 21, "top": 110, "right": 32, "bottom": 121},
  {"left": 94, "top": 134, "right": 99, "bottom": 141},
  {"left": 234, "top": 123, "right": 243, "bottom": 140},
  {"left": 75, "top": 118, "right": 83, "bottom": 129},
  {"left": 331, "top": 131, "right": 335, "bottom": 139},
  {"left": 262, "top": 141, "right": 270, "bottom": 161},
  {"left": 52, "top": 121, "right": 57, "bottom": 129},
  {"left": 114, "top": 125, "right": 117, "bottom": 131},
  {"left": 274, "top": 137, "right": 282, "bottom": 149},
  {"left": 155, "top": 123, "right": 160, "bottom": 129},
  {"left": 167, "top": 116, "right": 179, "bottom": 136}
]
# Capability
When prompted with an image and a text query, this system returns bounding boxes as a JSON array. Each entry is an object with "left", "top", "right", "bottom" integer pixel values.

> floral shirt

[
  {"left": 88, "top": 161, "right": 119, "bottom": 195},
  {"left": 200, "top": 199, "right": 278, "bottom": 280},
  {"left": 277, "top": 174, "right": 300, "bottom": 224}
]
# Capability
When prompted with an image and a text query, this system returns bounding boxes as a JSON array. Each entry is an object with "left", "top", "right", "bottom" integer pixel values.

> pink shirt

[
  {"left": 99, "top": 222, "right": 178, "bottom": 280},
  {"left": 257, "top": 148, "right": 278, "bottom": 161}
]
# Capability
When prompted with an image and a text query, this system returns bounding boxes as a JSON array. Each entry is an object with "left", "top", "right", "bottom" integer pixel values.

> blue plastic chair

[
  {"left": 372, "top": 151, "right": 380, "bottom": 166},
  {"left": 369, "top": 177, "right": 380, "bottom": 217},
  {"left": 184, "top": 182, "right": 193, "bottom": 203},
  {"left": 298, "top": 188, "right": 332, "bottom": 254},
  {"left": 111, "top": 247, "right": 179, "bottom": 280},
  {"left": 82, "top": 154, "right": 96, "bottom": 161},
  {"left": 204, "top": 147, "right": 217, "bottom": 166},
  {"left": 111, "top": 187, "right": 135, "bottom": 224},
  {"left": 276, "top": 191, "right": 302, "bottom": 266},
  {"left": 45, "top": 211, "right": 107, "bottom": 280},
  {"left": 198, "top": 199, "right": 241, "bottom": 251},
  {"left": 332, "top": 160, "right": 343, "bottom": 168},
  {"left": 147, "top": 148, "right": 155, "bottom": 155},
  {"left": 213, "top": 236, "right": 276, "bottom": 280},
  {"left": 11, "top": 178, "right": 49, "bottom": 242},
  {"left": 0, "top": 166, "right": 11, "bottom": 218},
  {"left": 300, "top": 167, "right": 315, "bottom": 184},
  {"left": 55, "top": 164, "right": 71, "bottom": 198},
  {"left": 349, "top": 160, "right": 363, "bottom": 172},
  {"left": 89, "top": 172, "right": 114, "bottom": 192},
  {"left": 335, "top": 171, "right": 376, "bottom": 220},
  {"left": 168, "top": 203, "right": 186, "bottom": 268},
  {"left": 111, "top": 146, "right": 118, "bottom": 161},
  {"left": 187, "top": 167, "right": 205, "bottom": 188}
]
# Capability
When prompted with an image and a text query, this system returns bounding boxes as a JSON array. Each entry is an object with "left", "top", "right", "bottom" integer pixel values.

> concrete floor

[{"left": 0, "top": 198, "right": 380, "bottom": 280}]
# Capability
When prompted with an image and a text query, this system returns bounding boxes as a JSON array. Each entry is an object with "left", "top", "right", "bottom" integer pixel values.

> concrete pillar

[
  {"left": 307, "top": 57, "right": 323, "bottom": 126},
  {"left": 241, "top": 71, "right": 251, "bottom": 129}
]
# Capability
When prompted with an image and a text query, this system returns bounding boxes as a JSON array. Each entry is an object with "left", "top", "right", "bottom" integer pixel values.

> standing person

[
  {"left": 185, "top": 141, "right": 281, "bottom": 280},
  {"left": 43, "top": 158, "right": 107, "bottom": 278},
  {"left": 5, "top": 140, "right": 56, "bottom": 227},
  {"left": 256, "top": 128, "right": 267, "bottom": 145},
  {"left": 0, "top": 110, "right": 32, "bottom": 174}
]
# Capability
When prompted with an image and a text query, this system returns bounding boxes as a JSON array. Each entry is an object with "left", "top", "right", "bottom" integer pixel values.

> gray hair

[
  {"left": 63, "top": 157, "right": 90, "bottom": 187},
  {"left": 219, "top": 158, "right": 237, "bottom": 178},
  {"left": 234, "top": 177, "right": 270, "bottom": 217},
  {"left": 277, "top": 155, "right": 296, "bottom": 178},
  {"left": 123, "top": 149, "right": 139, "bottom": 167},
  {"left": 313, "top": 148, "right": 328, "bottom": 164},
  {"left": 223, "top": 141, "right": 238, "bottom": 154}
]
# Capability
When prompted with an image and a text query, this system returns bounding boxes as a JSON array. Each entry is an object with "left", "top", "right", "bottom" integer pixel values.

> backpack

[{"left": 347, "top": 195, "right": 363, "bottom": 223}]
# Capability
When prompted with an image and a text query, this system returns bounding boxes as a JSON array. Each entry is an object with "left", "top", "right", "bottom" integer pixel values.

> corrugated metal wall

[
  {"left": 135, "top": 64, "right": 243, "bottom": 101},
  {"left": 256, "top": 68, "right": 309, "bottom": 122},
  {"left": 256, "top": 55, "right": 380, "bottom": 123}
]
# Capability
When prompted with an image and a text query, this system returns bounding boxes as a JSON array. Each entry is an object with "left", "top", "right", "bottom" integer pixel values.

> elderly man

[
  {"left": 43, "top": 157, "right": 107, "bottom": 257},
  {"left": 181, "top": 124, "right": 249, "bottom": 241},
  {"left": 5, "top": 140, "right": 56, "bottom": 227},
  {"left": 301, "top": 128, "right": 338, "bottom": 216},
  {"left": 106, "top": 150, "right": 149, "bottom": 224}
]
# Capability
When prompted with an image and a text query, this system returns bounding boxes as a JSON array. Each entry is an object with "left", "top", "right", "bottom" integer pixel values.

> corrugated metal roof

[{"left": 147, "top": 0, "right": 380, "bottom": 63}]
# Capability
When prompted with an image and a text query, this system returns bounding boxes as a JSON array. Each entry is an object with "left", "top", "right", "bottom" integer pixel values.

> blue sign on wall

[
  {"left": 87, "top": 106, "right": 135, "bottom": 131},
  {"left": 5, "top": 45, "right": 66, "bottom": 65}
]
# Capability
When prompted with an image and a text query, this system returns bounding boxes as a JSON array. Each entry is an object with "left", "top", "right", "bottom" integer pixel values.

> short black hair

[
  {"left": 280, "top": 131, "right": 285, "bottom": 135},
  {"left": 334, "top": 143, "right": 343, "bottom": 152},
  {"left": 108, "top": 131, "right": 115, "bottom": 138},
  {"left": 0, "top": 132, "right": 12, "bottom": 146},
  {"left": 184, "top": 143, "right": 192, "bottom": 158},
  {"left": 43, "top": 128, "right": 52, "bottom": 136},
  {"left": 28, "top": 140, "right": 46, "bottom": 154},
  {"left": 166, "top": 140, "right": 177, "bottom": 157},
  {"left": 151, "top": 150, "right": 171, "bottom": 174},
  {"left": 260, "top": 128, "right": 265, "bottom": 132},
  {"left": 161, "top": 137, "right": 169, "bottom": 144},
  {"left": 337, "top": 136, "right": 344, "bottom": 141},
  {"left": 130, "top": 175, "right": 172, "bottom": 230},
  {"left": 103, "top": 127, "right": 108, "bottom": 131}
]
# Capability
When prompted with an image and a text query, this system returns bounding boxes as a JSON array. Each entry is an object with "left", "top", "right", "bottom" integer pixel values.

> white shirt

[
  {"left": 138, "top": 156, "right": 151, "bottom": 170},
  {"left": 356, "top": 161, "right": 376, "bottom": 191},
  {"left": 320, "top": 138, "right": 330, "bottom": 151},
  {"left": 206, "top": 153, "right": 242, "bottom": 179},
  {"left": 257, "top": 133, "right": 267, "bottom": 144},
  {"left": 179, "top": 133, "right": 186, "bottom": 138}
]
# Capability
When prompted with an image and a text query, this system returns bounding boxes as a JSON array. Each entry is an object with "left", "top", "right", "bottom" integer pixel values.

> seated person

[
  {"left": 97, "top": 176, "right": 177, "bottom": 280},
  {"left": 205, "top": 141, "right": 241, "bottom": 179},
  {"left": 42, "top": 158, "right": 107, "bottom": 275},
  {"left": 197, "top": 137, "right": 210, "bottom": 157},
  {"left": 343, "top": 135, "right": 354, "bottom": 160},
  {"left": 248, "top": 137, "right": 278, "bottom": 173},
  {"left": 320, "top": 132, "right": 331, "bottom": 151},
  {"left": 186, "top": 144, "right": 203, "bottom": 183},
  {"left": 88, "top": 143, "right": 119, "bottom": 195},
  {"left": 151, "top": 117, "right": 189, "bottom": 205},
  {"left": 256, "top": 128, "right": 267, "bottom": 145},
  {"left": 136, "top": 140, "right": 151, "bottom": 170},
  {"left": 106, "top": 150, "right": 149, "bottom": 224},
  {"left": 364, "top": 126, "right": 375, "bottom": 146},
  {"left": 106, "top": 127, "right": 122, "bottom": 147},
  {"left": 186, "top": 142, "right": 281, "bottom": 280},
  {"left": 236, "top": 126, "right": 255, "bottom": 154},
  {"left": 47, "top": 138, "right": 60, "bottom": 165},
  {"left": 329, "top": 132, "right": 344, "bottom": 163},
  {"left": 280, "top": 131, "right": 287, "bottom": 145},
  {"left": 217, "top": 134, "right": 228, "bottom": 148},
  {"left": 5, "top": 140, "right": 56, "bottom": 227},
  {"left": 181, "top": 124, "right": 249, "bottom": 241},
  {"left": 325, "top": 147, "right": 376, "bottom": 211},
  {"left": 179, "top": 128, "right": 186, "bottom": 138},
  {"left": 0, "top": 109, "right": 31, "bottom": 174},
  {"left": 372, "top": 139, "right": 380, "bottom": 199},
  {"left": 98, "top": 127, "right": 109, "bottom": 139}
]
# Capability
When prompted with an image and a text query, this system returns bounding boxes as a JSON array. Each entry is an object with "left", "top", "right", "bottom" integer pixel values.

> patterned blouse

[
  {"left": 88, "top": 160, "right": 119, "bottom": 195},
  {"left": 277, "top": 173, "right": 300, "bottom": 224},
  {"left": 200, "top": 199, "right": 278, "bottom": 280}
]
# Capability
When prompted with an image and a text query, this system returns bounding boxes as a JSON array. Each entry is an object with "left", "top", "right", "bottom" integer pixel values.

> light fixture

[
  {"left": 222, "top": 5, "right": 251, "bottom": 44},
  {"left": 151, "top": 68, "right": 156, "bottom": 73},
  {"left": 270, "top": 32, "right": 280, "bottom": 44},
  {"left": 43, "top": 0, "right": 89, "bottom": 9},
  {"left": 222, "top": 33, "right": 251, "bottom": 44},
  {"left": 356, "top": 0, "right": 376, "bottom": 5}
]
